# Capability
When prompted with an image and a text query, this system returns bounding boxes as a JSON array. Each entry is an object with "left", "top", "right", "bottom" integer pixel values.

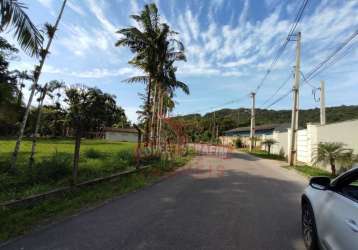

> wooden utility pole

[
  {"left": 212, "top": 111, "right": 216, "bottom": 144},
  {"left": 289, "top": 32, "right": 301, "bottom": 166},
  {"left": 320, "top": 80, "right": 326, "bottom": 125},
  {"left": 250, "top": 92, "right": 256, "bottom": 152}
]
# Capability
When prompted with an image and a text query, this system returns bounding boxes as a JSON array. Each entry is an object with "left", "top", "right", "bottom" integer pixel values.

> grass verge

[
  {"left": 238, "top": 148, "right": 332, "bottom": 178},
  {"left": 281, "top": 164, "right": 332, "bottom": 178},
  {"left": 0, "top": 155, "right": 192, "bottom": 242},
  {"left": 239, "top": 148, "right": 286, "bottom": 161}
]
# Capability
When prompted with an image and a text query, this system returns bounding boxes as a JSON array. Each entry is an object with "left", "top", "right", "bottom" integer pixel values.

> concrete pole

[
  {"left": 320, "top": 80, "right": 326, "bottom": 125},
  {"left": 289, "top": 32, "right": 301, "bottom": 166},
  {"left": 250, "top": 92, "right": 256, "bottom": 152}
]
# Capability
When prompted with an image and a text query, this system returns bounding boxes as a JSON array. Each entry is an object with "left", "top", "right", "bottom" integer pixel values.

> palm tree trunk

[
  {"left": 28, "top": 84, "right": 48, "bottom": 171},
  {"left": 157, "top": 91, "right": 164, "bottom": 150},
  {"left": 155, "top": 90, "right": 161, "bottom": 150},
  {"left": 150, "top": 82, "right": 158, "bottom": 150},
  {"left": 10, "top": 84, "right": 36, "bottom": 172},
  {"left": 10, "top": 0, "right": 67, "bottom": 172},
  {"left": 330, "top": 158, "right": 336, "bottom": 176},
  {"left": 144, "top": 75, "right": 152, "bottom": 147}
]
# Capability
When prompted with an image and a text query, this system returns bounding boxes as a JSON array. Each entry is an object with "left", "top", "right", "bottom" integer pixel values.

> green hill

[{"left": 174, "top": 105, "right": 358, "bottom": 142}]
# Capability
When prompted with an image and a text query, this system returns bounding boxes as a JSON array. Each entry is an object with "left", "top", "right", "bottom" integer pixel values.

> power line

[
  {"left": 264, "top": 28, "right": 358, "bottom": 110},
  {"left": 264, "top": 89, "right": 292, "bottom": 109},
  {"left": 260, "top": 72, "right": 293, "bottom": 106},
  {"left": 305, "top": 29, "right": 358, "bottom": 80},
  {"left": 187, "top": 93, "right": 251, "bottom": 115},
  {"left": 254, "top": 0, "right": 309, "bottom": 94}
]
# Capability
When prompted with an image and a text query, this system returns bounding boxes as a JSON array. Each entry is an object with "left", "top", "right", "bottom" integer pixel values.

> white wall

[
  {"left": 105, "top": 132, "right": 138, "bottom": 142},
  {"left": 271, "top": 131, "right": 288, "bottom": 156},
  {"left": 314, "top": 120, "right": 358, "bottom": 153}
]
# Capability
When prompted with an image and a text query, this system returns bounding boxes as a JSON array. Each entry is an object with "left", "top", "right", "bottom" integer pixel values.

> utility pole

[
  {"left": 237, "top": 109, "right": 240, "bottom": 127},
  {"left": 212, "top": 111, "right": 216, "bottom": 144},
  {"left": 320, "top": 80, "right": 326, "bottom": 125},
  {"left": 289, "top": 32, "right": 301, "bottom": 166},
  {"left": 250, "top": 92, "right": 256, "bottom": 152}
]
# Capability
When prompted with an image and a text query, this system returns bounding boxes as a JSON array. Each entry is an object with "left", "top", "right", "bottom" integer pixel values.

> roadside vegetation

[
  {"left": 282, "top": 165, "right": 332, "bottom": 178},
  {"left": 0, "top": 153, "right": 193, "bottom": 241},
  {"left": 0, "top": 139, "right": 136, "bottom": 202},
  {"left": 0, "top": 1, "right": 193, "bottom": 242}
]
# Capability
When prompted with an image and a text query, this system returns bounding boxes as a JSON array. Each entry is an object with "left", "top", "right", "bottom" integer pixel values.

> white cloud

[
  {"left": 86, "top": 0, "right": 117, "bottom": 34},
  {"left": 239, "top": 0, "right": 249, "bottom": 25},
  {"left": 37, "top": 0, "right": 52, "bottom": 9},
  {"left": 67, "top": 1, "right": 86, "bottom": 16},
  {"left": 69, "top": 67, "right": 140, "bottom": 79}
]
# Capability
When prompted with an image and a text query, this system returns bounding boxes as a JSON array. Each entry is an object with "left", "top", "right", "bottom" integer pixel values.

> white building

[
  {"left": 104, "top": 127, "right": 139, "bottom": 142},
  {"left": 268, "top": 119, "right": 358, "bottom": 170}
]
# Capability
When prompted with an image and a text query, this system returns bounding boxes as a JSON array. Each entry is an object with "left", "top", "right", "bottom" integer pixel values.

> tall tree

[
  {"left": 65, "top": 85, "right": 89, "bottom": 185},
  {"left": 28, "top": 80, "right": 64, "bottom": 171},
  {"left": 10, "top": 0, "right": 67, "bottom": 172},
  {"left": 0, "top": 36, "right": 21, "bottom": 136},
  {"left": 116, "top": 3, "right": 189, "bottom": 150},
  {"left": 0, "top": 0, "right": 43, "bottom": 56},
  {"left": 116, "top": 3, "right": 160, "bottom": 146}
]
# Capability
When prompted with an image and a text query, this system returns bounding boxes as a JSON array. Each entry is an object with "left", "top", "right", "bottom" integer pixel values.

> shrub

[
  {"left": 84, "top": 148, "right": 104, "bottom": 159},
  {"left": 115, "top": 150, "right": 135, "bottom": 165},
  {"left": 235, "top": 137, "right": 243, "bottom": 148},
  {"left": 34, "top": 152, "right": 72, "bottom": 182}
]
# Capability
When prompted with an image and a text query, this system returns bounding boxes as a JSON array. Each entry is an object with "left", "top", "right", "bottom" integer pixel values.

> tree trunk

[
  {"left": 72, "top": 124, "right": 81, "bottom": 186},
  {"left": 157, "top": 92, "right": 164, "bottom": 150},
  {"left": 10, "top": 84, "right": 37, "bottom": 172},
  {"left": 9, "top": 0, "right": 67, "bottom": 172},
  {"left": 150, "top": 83, "right": 158, "bottom": 151},
  {"left": 268, "top": 145, "right": 271, "bottom": 155},
  {"left": 28, "top": 85, "right": 48, "bottom": 171},
  {"left": 144, "top": 75, "right": 152, "bottom": 147},
  {"left": 330, "top": 158, "right": 336, "bottom": 176}
]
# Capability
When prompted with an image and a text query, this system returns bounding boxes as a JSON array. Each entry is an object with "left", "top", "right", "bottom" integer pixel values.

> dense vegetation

[{"left": 175, "top": 105, "right": 358, "bottom": 142}]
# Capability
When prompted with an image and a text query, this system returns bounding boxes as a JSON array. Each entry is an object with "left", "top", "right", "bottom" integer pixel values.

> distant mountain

[{"left": 174, "top": 105, "right": 358, "bottom": 142}]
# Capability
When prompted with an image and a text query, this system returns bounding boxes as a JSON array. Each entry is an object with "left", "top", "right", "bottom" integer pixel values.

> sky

[{"left": 4, "top": 0, "right": 358, "bottom": 122}]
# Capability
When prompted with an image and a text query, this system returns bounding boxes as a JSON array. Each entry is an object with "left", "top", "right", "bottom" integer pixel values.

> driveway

[{"left": 2, "top": 150, "right": 307, "bottom": 250}]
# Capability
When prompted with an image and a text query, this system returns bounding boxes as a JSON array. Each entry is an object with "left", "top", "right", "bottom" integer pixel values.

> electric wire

[{"left": 254, "top": 0, "right": 309, "bottom": 94}]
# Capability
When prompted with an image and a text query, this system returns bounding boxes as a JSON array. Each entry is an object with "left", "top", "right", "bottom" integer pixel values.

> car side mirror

[{"left": 309, "top": 176, "right": 331, "bottom": 190}]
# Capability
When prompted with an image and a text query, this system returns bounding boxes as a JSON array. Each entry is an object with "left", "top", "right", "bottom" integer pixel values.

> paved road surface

[{"left": 2, "top": 151, "right": 307, "bottom": 250}]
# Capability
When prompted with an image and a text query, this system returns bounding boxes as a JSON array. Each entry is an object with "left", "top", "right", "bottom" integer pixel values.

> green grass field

[{"left": 0, "top": 139, "right": 136, "bottom": 202}]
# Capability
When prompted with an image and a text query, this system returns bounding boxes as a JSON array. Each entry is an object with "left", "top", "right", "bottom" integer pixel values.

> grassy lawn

[
  {"left": 0, "top": 139, "right": 136, "bottom": 202},
  {"left": 239, "top": 148, "right": 286, "bottom": 161},
  {"left": 282, "top": 164, "right": 332, "bottom": 178},
  {"left": 0, "top": 155, "right": 192, "bottom": 241},
  {"left": 238, "top": 147, "right": 332, "bottom": 178}
]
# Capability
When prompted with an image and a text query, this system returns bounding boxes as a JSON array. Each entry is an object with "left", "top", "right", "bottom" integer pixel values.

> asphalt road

[{"left": 2, "top": 150, "right": 308, "bottom": 250}]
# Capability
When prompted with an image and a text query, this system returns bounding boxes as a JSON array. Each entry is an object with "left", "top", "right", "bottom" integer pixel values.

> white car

[{"left": 301, "top": 168, "right": 358, "bottom": 250}]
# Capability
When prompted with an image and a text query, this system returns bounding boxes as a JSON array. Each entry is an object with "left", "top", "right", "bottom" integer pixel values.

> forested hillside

[{"left": 174, "top": 105, "right": 358, "bottom": 142}]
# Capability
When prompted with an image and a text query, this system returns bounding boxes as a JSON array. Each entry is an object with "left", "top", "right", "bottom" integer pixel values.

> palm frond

[
  {"left": 0, "top": 0, "right": 43, "bottom": 57},
  {"left": 122, "top": 75, "right": 149, "bottom": 84}
]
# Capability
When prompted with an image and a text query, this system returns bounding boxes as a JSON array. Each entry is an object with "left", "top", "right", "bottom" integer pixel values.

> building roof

[
  {"left": 224, "top": 123, "right": 290, "bottom": 134},
  {"left": 103, "top": 127, "right": 138, "bottom": 133}
]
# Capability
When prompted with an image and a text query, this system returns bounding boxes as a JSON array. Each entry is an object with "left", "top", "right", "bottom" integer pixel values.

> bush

[
  {"left": 34, "top": 152, "right": 72, "bottom": 182},
  {"left": 84, "top": 148, "right": 104, "bottom": 159},
  {"left": 115, "top": 150, "right": 135, "bottom": 165},
  {"left": 235, "top": 138, "right": 243, "bottom": 148}
]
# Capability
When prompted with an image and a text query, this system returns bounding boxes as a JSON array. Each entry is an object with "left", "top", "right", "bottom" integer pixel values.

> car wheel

[{"left": 302, "top": 201, "right": 319, "bottom": 250}]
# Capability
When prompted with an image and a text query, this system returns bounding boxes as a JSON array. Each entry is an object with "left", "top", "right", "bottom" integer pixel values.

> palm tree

[
  {"left": 28, "top": 80, "right": 64, "bottom": 171},
  {"left": 10, "top": 0, "right": 67, "bottom": 172},
  {"left": 12, "top": 70, "right": 32, "bottom": 105},
  {"left": 116, "top": 3, "right": 160, "bottom": 146},
  {"left": 262, "top": 138, "right": 277, "bottom": 155},
  {"left": 0, "top": 0, "right": 43, "bottom": 56},
  {"left": 313, "top": 142, "right": 355, "bottom": 176}
]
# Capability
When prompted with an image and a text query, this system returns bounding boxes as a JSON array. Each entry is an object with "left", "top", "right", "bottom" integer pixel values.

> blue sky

[{"left": 5, "top": 0, "right": 358, "bottom": 122}]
